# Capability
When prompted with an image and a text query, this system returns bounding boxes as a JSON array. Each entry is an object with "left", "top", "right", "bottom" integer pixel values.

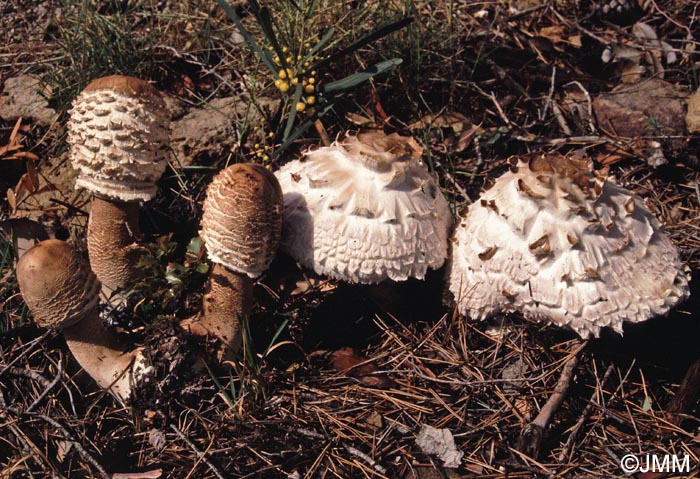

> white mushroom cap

[
  {"left": 67, "top": 75, "right": 170, "bottom": 202},
  {"left": 275, "top": 131, "right": 452, "bottom": 284},
  {"left": 200, "top": 163, "right": 283, "bottom": 277},
  {"left": 448, "top": 153, "right": 689, "bottom": 338},
  {"left": 17, "top": 239, "right": 101, "bottom": 330}
]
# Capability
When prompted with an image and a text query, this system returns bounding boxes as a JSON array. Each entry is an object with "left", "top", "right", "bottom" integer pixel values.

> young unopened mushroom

[
  {"left": 448, "top": 152, "right": 689, "bottom": 338},
  {"left": 67, "top": 75, "right": 170, "bottom": 297},
  {"left": 16, "top": 239, "right": 151, "bottom": 402},
  {"left": 274, "top": 131, "right": 452, "bottom": 284},
  {"left": 182, "top": 163, "right": 283, "bottom": 362}
]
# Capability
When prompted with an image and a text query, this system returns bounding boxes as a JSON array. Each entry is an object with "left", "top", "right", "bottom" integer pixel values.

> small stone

[{"left": 0, "top": 75, "right": 56, "bottom": 125}]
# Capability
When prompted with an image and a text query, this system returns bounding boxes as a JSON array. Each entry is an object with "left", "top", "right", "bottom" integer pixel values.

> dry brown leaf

[{"left": 330, "top": 347, "right": 392, "bottom": 388}]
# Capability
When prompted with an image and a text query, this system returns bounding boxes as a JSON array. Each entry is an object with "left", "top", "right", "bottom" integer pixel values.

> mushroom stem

[
  {"left": 87, "top": 196, "right": 143, "bottom": 298},
  {"left": 62, "top": 312, "right": 147, "bottom": 402},
  {"left": 183, "top": 263, "right": 252, "bottom": 362}
]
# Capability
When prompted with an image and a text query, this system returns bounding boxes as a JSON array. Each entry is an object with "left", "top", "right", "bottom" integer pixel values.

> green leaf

[
  {"left": 283, "top": 81, "right": 304, "bottom": 142},
  {"left": 258, "top": 6, "right": 291, "bottom": 72},
  {"left": 321, "top": 58, "right": 403, "bottom": 94},
  {"left": 272, "top": 97, "right": 338, "bottom": 159},
  {"left": 301, "top": 27, "right": 334, "bottom": 71},
  {"left": 186, "top": 236, "right": 204, "bottom": 255},
  {"left": 214, "top": 0, "right": 277, "bottom": 74},
  {"left": 311, "top": 17, "right": 413, "bottom": 72}
]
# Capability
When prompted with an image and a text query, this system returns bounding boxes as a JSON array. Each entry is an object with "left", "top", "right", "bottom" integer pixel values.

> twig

[
  {"left": 299, "top": 427, "right": 387, "bottom": 474},
  {"left": 344, "top": 445, "right": 387, "bottom": 475},
  {"left": 25, "top": 362, "right": 64, "bottom": 413},
  {"left": 517, "top": 340, "right": 587, "bottom": 458},
  {"left": 434, "top": 160, "right": 470, "bottom": 204},
  {"left": 540, "top": 66, "right": 556, "bottom": 122},
  {"left": 566, "top": 81, "right": 596, "bottom": 133},
  {"left": 666, "top": 358, "right": 700, "bottom": 423},
  {"left": 169, "top": 423, "right": 226, "bottom": 479},
  {"left": 490, "top": 91, "right": 512, "bottom": 126},
  {"left": 0, "top": 330, "right": 52, "bottom": 378},
  {"left": 29, "top": 411, "right": 110, "bottom": 479},
  {"left": 557, "top": 364, "right": 615, "bottom": 463},
  {"left": 314, "top": 119, "right": 331, "bottom": 146},
  {"left": 552, "top": 103, "right": 572, "bottom": 136}
]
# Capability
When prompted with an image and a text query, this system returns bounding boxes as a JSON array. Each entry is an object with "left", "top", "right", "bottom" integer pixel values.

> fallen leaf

[{"left": 330, "top": 347, "right": 392, "bottom": 388}]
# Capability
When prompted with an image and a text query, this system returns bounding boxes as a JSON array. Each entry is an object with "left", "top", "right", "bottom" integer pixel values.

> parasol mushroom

[
  {"left": 274, "top": 131, "right": 452, "bottom": 285},
  {"left": 182, "top": 163, "right": 283, "bottom": 362},
  {"left": 67, "top": 75, "right": 170, "bottom": 298},
  {"left": 448, "top": 152, "right": 689, "bottom": 338},
  {"left": 16, "top": 239, "right": 151, "bottom": 402}
]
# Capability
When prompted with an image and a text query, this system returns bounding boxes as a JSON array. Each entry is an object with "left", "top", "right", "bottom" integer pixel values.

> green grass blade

[{"left": 321, "top": 58, "right": 403, "bottom": 94}]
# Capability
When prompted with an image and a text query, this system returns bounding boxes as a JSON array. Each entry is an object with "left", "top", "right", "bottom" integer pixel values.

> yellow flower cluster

[
  {"left": 271, "top": 46, "right": 318, "bottom": 112},
  {"left": 252, "top": 121, "right": 275, "bottom": 164}
]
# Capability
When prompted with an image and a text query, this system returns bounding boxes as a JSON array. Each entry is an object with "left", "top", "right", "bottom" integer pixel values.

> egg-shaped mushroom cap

[
  {"left": 200, "top": 163, "right": 283, "bottom": 278},
  {"left": 17, "top": 239, "right": 101, "bottom": 330},
  {"left": 67, "top": 75, "right": 170, "bottom": 202},
  {"left": 448, "top": 153, "right": 689, "bottom": 338},
  {"left": 275, "top": 131, "right": 453, "bottom": 284}
]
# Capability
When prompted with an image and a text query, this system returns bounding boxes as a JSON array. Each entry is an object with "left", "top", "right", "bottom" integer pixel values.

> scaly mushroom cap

[
  {"left": 200, "top": 163, "right": 283, "bottom": 277},
  {"left": 67, "top": 75, "right": 170, "bottom": 202},
  {"left": 16, "top": 239, "right": 100, "bottom": 330},
  {"left": 448, "top": 153, "right": 689, "bottom": 338},
  {"left": 275, "top": 131, "right": 452, "bottom": 284}
]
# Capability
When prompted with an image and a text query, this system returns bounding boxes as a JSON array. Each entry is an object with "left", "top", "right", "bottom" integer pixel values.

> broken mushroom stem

[
  {"left": 16, "top": 239, "right": 150, "bottom": 403},
  {"left": 182, "top": 163, "right": 283, "bottom": 364}
]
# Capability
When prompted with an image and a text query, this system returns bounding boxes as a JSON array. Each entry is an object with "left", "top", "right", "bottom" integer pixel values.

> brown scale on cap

[
  {"left": 182, "top": 163, "right": 283, "bottom": 363},
  {"left": 17, "top": 240, "right": 151, "bottom": 402}
]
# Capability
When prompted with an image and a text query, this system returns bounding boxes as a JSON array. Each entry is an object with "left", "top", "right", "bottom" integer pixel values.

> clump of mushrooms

[
  {"left": 67, "top": 75, "right": 170, "bottom": 298},
  {"left": 182, "top": 163, "right": 283, "bottom": 362},
  {"left": 274, "top": 130, "right": 452, "bottom": 285},
  {"left": 16, "top": 239, "right": 151, "bottom": 402},
  {"left": 448, "top": 152, "right": 689, "bottom": 338}
]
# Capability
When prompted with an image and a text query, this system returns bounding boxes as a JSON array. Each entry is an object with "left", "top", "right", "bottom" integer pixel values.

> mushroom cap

[
  {"left": 67, "top": 75, "right": 170, "bottom": 202},
  {"left": 16, "top": 239, "right": 101, "bottom": 330},
  {"left": 448, "top": 153, "right": 689, "bottom": 338},
  {"left": 274, "top": 131, "right": 453, "bottom": 284},
  {"left": 200, "top": 163, "right": 283, "bottom": 278}
]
